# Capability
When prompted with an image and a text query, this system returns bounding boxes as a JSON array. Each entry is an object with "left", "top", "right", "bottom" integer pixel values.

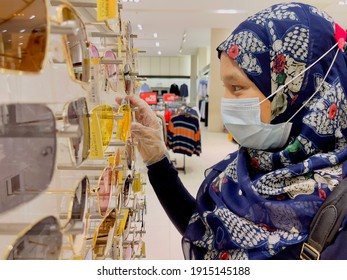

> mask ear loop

[
  {"left": 259, "top": 42, "right": 339, "bottom": 106},
  {"left": 287, "top": 41, "right": 342, "bottom": 123}
]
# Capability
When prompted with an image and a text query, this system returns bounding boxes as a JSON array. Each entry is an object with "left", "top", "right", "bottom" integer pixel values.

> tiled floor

[{"left": 143, "top": 125, "right": 238, "bottom": 259}]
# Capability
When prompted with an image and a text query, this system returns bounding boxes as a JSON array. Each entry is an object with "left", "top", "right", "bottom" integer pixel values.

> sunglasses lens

[
  {"left": 0, "top": 0, "right": 47, "bottom": 73},
  {"left": 0, "top": 104, "right": 56, "bottom": 213},
  {"left": 65, "top": 97, "right": 90, "bottom": 166},
  {"left": 104, "top": 50, "right": 118, "bottom": 91},
  {"left": 71, "top": 177, "right": 88, "bottom": 222},
  {"left": 90, "top": 44, "right": 99, "bottom": 59},
  {"left": 98, "top": 167, "right": 113, "bottom": 216},
  {"left": 91, "top": 105, "right": 114, "bottom": 151},
  {"left": 123, "top": 175, "right": 131, "bottom": 207},
  {"left": 7, "top": 216, "right": 62, "bottom": 260},
  {"left": 123, "top": 64, "right": 132, "bottom": 95},
  {"left": 93, "top": 209, "right": 116, "bottom": 259},
  {"left": 125, "top": 140, "right": 134, "bottom": 170},
  {"left": 116, "top": 103, "right": 131, "bottom": 142},
  {"left": 61, "top": 6, "right": 90, "bottom": 83}
]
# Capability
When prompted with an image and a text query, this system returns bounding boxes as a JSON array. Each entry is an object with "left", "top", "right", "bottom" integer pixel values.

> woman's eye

[{"left": 232, "top": 85, "right": 241, "bottom": 91}]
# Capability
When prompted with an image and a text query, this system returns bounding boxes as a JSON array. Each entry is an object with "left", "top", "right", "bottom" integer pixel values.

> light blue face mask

[{"left": 221, "top": 97, "right": 292, "bottom": 149}]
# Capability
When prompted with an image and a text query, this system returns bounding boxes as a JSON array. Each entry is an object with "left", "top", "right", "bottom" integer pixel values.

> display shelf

[{"left": 0, "top": 0, "right": 146, "bottom": 260}]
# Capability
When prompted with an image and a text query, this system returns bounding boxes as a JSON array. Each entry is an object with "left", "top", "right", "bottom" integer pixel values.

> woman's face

[{"left": 220, "top": 53, "right": 272, "bottom": 124}]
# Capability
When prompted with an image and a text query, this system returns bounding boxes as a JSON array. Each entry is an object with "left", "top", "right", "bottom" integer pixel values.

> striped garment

[{"left": 167, "top": 113, "right": 201, "bottom": 156}]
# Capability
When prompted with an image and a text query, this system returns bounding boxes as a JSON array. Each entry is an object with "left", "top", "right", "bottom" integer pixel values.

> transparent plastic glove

[{"left": 115, "top": 95, "right": 169, "bottom": 166}]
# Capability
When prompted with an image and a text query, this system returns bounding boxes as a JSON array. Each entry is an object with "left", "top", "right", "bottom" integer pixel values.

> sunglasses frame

[
  {"left": 91, "top": 208, "right": 117, "bottom": 260},
  {"left": 55, "top": 2, "right": 91, "bottom": 86},
  {"left": 2, "top": 215, "right": 62, "bottom": 260}
]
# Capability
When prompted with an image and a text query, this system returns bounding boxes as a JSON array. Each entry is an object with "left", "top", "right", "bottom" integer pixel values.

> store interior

[{"left": 1, "top": 0, "right": 347, "bottom": 260}]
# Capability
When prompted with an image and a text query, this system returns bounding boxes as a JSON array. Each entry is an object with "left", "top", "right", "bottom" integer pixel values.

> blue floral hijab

[{"left": 183, "top": 2, "right": 347, "bottom": 259}]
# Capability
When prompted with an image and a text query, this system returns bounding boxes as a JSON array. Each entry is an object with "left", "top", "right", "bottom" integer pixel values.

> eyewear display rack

[{"left": 0, "top": 0, "right": 147, "bottom": 260}]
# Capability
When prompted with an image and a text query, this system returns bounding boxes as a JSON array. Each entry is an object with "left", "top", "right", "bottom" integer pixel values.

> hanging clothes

[
  {"left": 179, "top": 83, "right": 189, "bottom": 97},
  {"left": 198, "top": 80, "right": 208, "bottom": 98},
  {"left": 140, "top": 82, "right": 152, "bottom": 93},
  {"left": 167, "top": 110, "right": 201, "bottom": 156},
  {"left": 169, "top": 83, "right": 180, "bottom": 96}
]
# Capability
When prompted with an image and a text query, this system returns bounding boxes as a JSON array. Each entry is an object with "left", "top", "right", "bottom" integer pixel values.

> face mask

[
  {"left": 221, "top": 38, "right": 344, "bottom": 150},
  {"left": 221, "top": 97, "right": 292, "bottom": 149}
]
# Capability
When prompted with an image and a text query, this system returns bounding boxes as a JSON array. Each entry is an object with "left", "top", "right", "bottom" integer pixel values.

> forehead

[{"left": 220, "top": 53, "right": 247, "bottom": 80}]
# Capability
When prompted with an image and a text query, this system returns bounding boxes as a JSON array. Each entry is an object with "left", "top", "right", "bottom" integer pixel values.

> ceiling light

[
  {"left": 158, "top": 51, "right": 162, "bottom": 55},
  {"left": 20, "top": 29, "right": 26, "bottom": 33},
  {"left": 2, "top": 29, "right": 7, "bottom": 33},
  {"left": 153, "top": 33, "right": 158, "bottom": 38},
  {"left": 338, "top": 0, "right": 347, "bottom": 4},
  {"left": 155, "top": 42, "right": 160, "bottom": 47},
  {"left": 29, "top": 15, "right": 36, "bottom": 20},
  {"left": 214, "top": 9, "right": 245, "bottom": 14},
  {"left": 137, "top": 24, "right": 143, "bottom": 30}
]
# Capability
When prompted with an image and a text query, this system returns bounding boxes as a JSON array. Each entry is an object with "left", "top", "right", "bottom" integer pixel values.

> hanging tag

[
  {"left": 89, "top": 58, "right": 101, "bottom": 105},
  {"left": 116, "top": 209, "right": 129, "bottom": 236},
  {"left": 97, "top": 0, "right": 116, "bottom": 21},
  {"left": 132, "top": 173, "right": 142, "bottom": 193},
  {"left": 89, "top": 112, "right": 104, "bottom": 159}
]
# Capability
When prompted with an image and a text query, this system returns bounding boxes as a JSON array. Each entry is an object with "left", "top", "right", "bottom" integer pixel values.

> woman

[{"left": 120, "top": 2, "right": 347, "bottom": 259}]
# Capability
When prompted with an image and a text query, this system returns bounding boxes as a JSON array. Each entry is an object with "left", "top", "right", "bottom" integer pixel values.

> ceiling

[
  {"left": 119, "top": 0, "right": 347, "bottom": 57},
  {"left": 74, "top": 0, "right": 347, "bottom": 57}
]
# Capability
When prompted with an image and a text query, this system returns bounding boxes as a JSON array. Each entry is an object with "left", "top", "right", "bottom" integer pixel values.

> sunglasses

[
  {"left": 122, "top": 174, "right": 133, "bottom": 208},
  {"left": 2, "top": 216, "right": 62, "bottom": 260},
  {"left": 0, "top": 98, "right": 90, "bottom": 213},
  {"left": 104, "top": 50, "right": 119, "bottom": 92},
  {"left": 0, "top": 0, "right": 90, "bottom": 84},
  {"left": 91, "top": 208, "right": 117, "bottom": 260},
  {"left": 89, "top": 104, "right": 115, "bottom": 159},
  {"left": 57, "top": 176, "right": 90, "bottom": 255},
  {"left": 116, "top": 101, "right": 131, "bottom": 142},
  {"left": 125, "top": 139, "right": 135, "bottom": 171},
  {"left": 123, "top": 63, "right": 133, "bottom": 95},
  {"left": 89, "top": 150, "right": 123, "bottom": 216}
]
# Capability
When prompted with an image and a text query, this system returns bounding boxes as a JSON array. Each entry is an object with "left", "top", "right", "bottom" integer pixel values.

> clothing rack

[{"left": 171, "top": 155, "right": 186, "bottom": 174}]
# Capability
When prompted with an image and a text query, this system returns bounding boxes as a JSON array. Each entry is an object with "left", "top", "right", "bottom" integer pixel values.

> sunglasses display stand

[{"left": 0, "top": 0, "right": 147, "bottom": 260}]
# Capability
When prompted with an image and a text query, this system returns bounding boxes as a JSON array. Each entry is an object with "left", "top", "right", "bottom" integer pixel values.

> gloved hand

[{"left": 115, "top": 95, "right": 169, "bottom": 166}]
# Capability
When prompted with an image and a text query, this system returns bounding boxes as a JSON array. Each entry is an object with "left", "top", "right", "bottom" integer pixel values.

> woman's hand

[{"left": 115, "top": 95, "right": 169, "bottom": 166}]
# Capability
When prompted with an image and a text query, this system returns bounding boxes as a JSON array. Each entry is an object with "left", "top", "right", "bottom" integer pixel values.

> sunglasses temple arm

[
  {"left": 56, "top": 124, "right": 81, "bottom": 138},
  {"left": 50, "top": 20, "right": 79, "bottom": 35}
]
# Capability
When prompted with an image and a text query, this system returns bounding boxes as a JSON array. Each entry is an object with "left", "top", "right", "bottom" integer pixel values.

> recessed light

[
  {"left": 2, "top": 29, "right": 7, "bottom": 33},
  {"left": 214, "top": 9, "right": 245, "bottom": 14},
  {"left": 153, "top": 33, "right": 158, "bottom": 38},
  {"left": 29, "top": 15, "right": 36, "bottom": 20},
  {"left": 158, "top": 51, "right": 162, "bottom": 55},
  {"left": 137, "top": 24, "right": 143, "bottom": 30},
  {"left": 155, "top": 42, "right": 160, "bottom": 47},
  {"left": 20, "top": 29, "right": 26, "bottom": 33}
]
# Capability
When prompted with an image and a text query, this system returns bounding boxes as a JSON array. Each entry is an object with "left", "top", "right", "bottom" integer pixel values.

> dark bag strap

[{"left": 300, "top": 178, "right": 347, "bottom": 260}]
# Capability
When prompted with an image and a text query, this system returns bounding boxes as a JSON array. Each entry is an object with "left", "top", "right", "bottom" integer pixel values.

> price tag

[
  {"left": 97, "top": 0, "right": 116, "bottom": 21},
  {"left": 88, "top": 112, "right": 104, "bottom": 159}
]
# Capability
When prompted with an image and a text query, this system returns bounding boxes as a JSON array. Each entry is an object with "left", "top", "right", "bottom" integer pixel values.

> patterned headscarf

[{"left": 183, "top": 2, "right": 347, "bottom": 259}]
